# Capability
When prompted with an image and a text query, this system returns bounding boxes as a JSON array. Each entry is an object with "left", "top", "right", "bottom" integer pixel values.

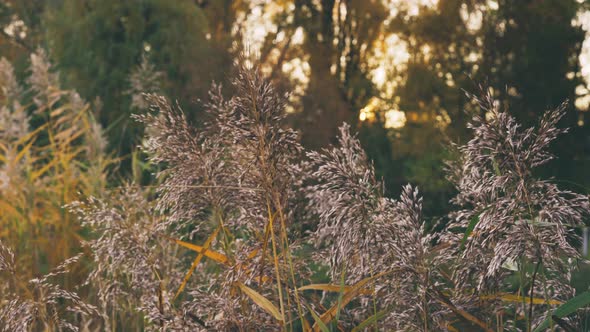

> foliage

[{"left": 44, "top": 0, "right": 223, "bottom": 156}]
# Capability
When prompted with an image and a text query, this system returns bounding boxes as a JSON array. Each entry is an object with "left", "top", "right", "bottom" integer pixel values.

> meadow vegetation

[{"left": 0, "top": 50, "right": 589, "bottom": 331}]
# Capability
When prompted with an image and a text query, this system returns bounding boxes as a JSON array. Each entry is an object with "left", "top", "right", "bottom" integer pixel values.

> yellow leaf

[
  {"left": 298, "top": 283, "right": 372, "bottom": 295},
  {"left": 54, "top": 127, "right": 84, "bottom": 145},
  {"left": 237, "top": 282, "right": 283, "bottom": 322},
  {"left": 50, "top": 105, "right": 69, "bottom": 118},
  {"left": 53, "top": 113, "right": 74, "bottom": 127},
  {"left": 31, "top": 159, "right": 58, "bottom": 180},
  {"left": 171, "top": 238, "right": 272, "bottom": 284},
  {"left": 434, "top": 289, "right": 493, "bottom": 332},
  {"left": 247, "top": 248, "right": 259, "bottom": 260},
  {"left": 48, "top": 89, "right": 68, "bottom": 101},
  {"left": 480, "top": 293, "right": 562, "bottom": 306},
  {"left": 0, "top": 199, "right": 24, "bottom": 220},
  {"left": 15, "top": 123, "right": 46, "bottom": 145},
  {"left": 313, "top": 271, "right": 389, "bottom": 332},
  {"left": 170, "top": 237, "right": 229, "bottom": 264},
  {"left": 15, "top": 140, "right": 35, "bottom": 164},
  {"left": 302, "top": 316, "right": 312, "bottom": 332},
  {"left": 446, "top": 323, "right": 460, "bottom": 332},
  {"left": 174, "top": 226, "right": 221, "bottom": 299}
]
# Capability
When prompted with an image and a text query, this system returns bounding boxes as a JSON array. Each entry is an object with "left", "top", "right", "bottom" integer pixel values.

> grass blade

[
  {"left": 351, "top": 310, "right": 387, "bottom": 332},
  {"left": 334, "top": 267, "right": 346, "bottom": 327},
  {"left": 480, "top": 293, "right": 562, "bottom": 306},
  {"left": 174, "top": 226, "right": 221, "bottom": 299},
  {"left": 533, "top": 291, "right": 590, "bottom": 332},
  {"left": 460, "top": 214, "right": 480, "bottom": 251},
  {"left": 238, "top": 282, "right": 283, "bottom": 322},
  {"left": 298, "top": 283, "right": 371, "bottom": 295},
  {"left": 433, "top": 287, "right": 493, "bottom": 332},
  {"left": 31, "top": 159, "right": 58, "bottom": 180},
  {"left": 308, "top": 306, "right": 330, "bottom": 332},
  {"left": 169, "top": 237, "right": 229, "bottom": 265},
  {"left": 312, "top": 271, "right": 390, "bottom": 331},
  {"left": 446, "top": 323, "right": 460, "bottom": 332},
  {"left": 15, "top": 140, "right": 35, "bottom": 164}
]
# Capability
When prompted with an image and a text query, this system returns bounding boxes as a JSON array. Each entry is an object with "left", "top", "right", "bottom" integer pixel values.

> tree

[
  {"left": 45, "top": 0, "right": 228, "bottom": 155},
  {"left": 480, "top": 0, "right": 589, "bottom": 188},
  {"left": 386, "top": 0, "right": 588, "bottom": 214}
]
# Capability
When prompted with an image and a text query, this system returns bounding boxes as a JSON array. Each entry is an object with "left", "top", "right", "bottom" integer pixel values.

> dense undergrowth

[{"left": 0, "top": 50, "right": 589, "bottom": 331}]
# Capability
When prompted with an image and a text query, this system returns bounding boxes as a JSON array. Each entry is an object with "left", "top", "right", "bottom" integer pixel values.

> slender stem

[
  {"left": 215, "top": 209, "right": 232, "bottom": 258},
  {"left": 541, "top": 269, "right": 554, "bottom": 330},
  {"left": 276, "top": 205, "right": 305, "bottom": 326},
  {"left": 267, "top": 201, "right": 286, "bottom": 329},
  {"left": 259, "top": 216, "right": 271, "bottom": 284},
  {"left": 151, "top": 266, "right": 165, "bottom": 328},
  {"left": 518, "top": 259, "right": 528, "bottom": 329},
  {"left": 528, "top": 259, "right": 541, "bottom": 332},
  {"left": 369, "top": 263, "right": 378, "bottom": 332},
  {"left": 423, "top": 269, "right": 429, "bottom": 332}
]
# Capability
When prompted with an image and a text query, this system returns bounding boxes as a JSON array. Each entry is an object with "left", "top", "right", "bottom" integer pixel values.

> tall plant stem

[
  {"left": 215, "top": 209, "right": 232, "bottom": 257},
  {"left": 267, "top": 201, "right": 286, "bottom": 329},
  {"left": 528, "top": 259, "right": 541, "bottom": 332},
  {"left": 424, "top": 270, "right": 429, "bottom": 332},
  {"left": 369, "top": 263, "right": 379, "bottom": 332},
  {"left": 276, "top": 205, "right": 305, "bottom": 326}
]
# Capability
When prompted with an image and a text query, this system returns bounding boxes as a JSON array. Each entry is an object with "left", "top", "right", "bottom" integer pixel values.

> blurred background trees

[{"left": 1, "top": 0, "right": 589, "bottom": 217}]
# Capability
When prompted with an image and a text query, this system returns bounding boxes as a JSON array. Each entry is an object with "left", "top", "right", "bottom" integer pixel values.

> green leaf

[
  {"left": 460, "top": 214, "right": 480, "bottom": 251},
  {"left": 492, "top": 158, "right": 501, "bottom": 176},
  {"left": 308, "top": 306, "right": 330, "bottom": 332},
  {"left": 533, "top": 291, "right": 590, "bottom": 332}
]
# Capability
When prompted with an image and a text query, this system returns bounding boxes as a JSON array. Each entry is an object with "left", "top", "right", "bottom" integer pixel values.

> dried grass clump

[
  {"left": 0, "top": 49, "right": 112, "bottom": 286},
  {"left": 305, "top": 125, "right": 451, "bottom": 330},
  {"left": 305, "top": 123, "right": 385, "bottom": 282},
  {"left": 127, "top": 54, "right": 165, "bottom": 111},
  {"left": 0, "top": 241, "right": 97, "bottom": 332},
  {"left": 130, "top": 62, "right": 310, "bottom": 330},
  {"left": 444, "top": 92, "right": 590, "bottom": 330},
  {"left": 70, "top": 185, "right": 196, "bottom": 330}
]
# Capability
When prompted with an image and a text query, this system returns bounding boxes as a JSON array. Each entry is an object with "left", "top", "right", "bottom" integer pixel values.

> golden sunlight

[
  {"left": 384, "top": 109, "right": 407, "bottom": 129},
  {"left": 359, "top": 97, "right": 407, "bottom": 129}
]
